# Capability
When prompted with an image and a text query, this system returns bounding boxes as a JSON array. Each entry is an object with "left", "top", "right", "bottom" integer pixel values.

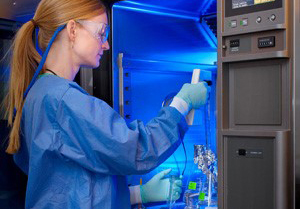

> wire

[
  {"left": 162, "top": 92, "right": 188, "bottom": 176},
  {"left": 181, "top": 138, "right": 187, "bottom": 176}
]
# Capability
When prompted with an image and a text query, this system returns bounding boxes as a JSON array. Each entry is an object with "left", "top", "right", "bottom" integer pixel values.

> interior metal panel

[
  {"left": 112, "top": 4, "right": 217, "bottom": 65},
  {"left": 118, "top": 0, "right": 214, "bottom": 17}
]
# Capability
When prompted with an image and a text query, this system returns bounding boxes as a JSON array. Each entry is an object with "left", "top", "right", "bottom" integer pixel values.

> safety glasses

[{"left": 76, "top": 20, "right": 110, "bottom": 43}]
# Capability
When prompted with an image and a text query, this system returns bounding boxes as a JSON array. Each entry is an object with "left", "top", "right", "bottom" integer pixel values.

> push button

[
  {"left": 231, "top": 20, "right": 237, "bottom": 28},
  {"left": 241, "top": 18, "right": 248, "bottom": 26}
]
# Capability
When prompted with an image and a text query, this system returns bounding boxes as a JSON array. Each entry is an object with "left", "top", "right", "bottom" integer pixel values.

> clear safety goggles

[{"left": 76, "top": 20, "right": 110, "bottom": 43}]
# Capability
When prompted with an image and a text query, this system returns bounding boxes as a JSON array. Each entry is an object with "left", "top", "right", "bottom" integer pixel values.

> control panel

[
  {"left": 224, "top": 8, "right": 285, "bottom": 34},
  {"left": 229, "top": 13, "right": 276, "bottom": 28},
  {"left": 224, "top": 0, "right": 284, "bottom": 34}
]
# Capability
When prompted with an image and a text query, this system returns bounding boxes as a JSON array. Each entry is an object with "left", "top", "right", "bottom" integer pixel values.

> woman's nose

[{"left": 102, "top": 41, "right": 110, "bottom": 50}]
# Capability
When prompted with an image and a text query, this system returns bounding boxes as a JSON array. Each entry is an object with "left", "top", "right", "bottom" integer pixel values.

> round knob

[
  {"left": 270, "top": 14, "right": 276, "bottom": 21},
  {"left": 256, "top": 16, "right": 262, "bottom": 23}
]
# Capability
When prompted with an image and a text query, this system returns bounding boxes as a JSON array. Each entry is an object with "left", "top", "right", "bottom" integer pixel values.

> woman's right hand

[{"left": 175, "top": 82, "right": 209, "bottom": 110}]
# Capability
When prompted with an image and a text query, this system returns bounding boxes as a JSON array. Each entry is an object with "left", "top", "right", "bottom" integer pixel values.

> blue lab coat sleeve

[{"left": 55, "top": 85, "right": 189, "bottom": 175}]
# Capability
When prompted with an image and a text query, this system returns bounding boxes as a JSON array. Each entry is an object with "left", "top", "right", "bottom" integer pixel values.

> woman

[{"left": 5, "top": 0, "right": 208, "bottom": 208}]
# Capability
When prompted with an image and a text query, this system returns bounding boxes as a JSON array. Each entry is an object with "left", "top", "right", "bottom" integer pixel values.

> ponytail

[{"left": 6, "top": 20, "right": 41, "bottom": 154}]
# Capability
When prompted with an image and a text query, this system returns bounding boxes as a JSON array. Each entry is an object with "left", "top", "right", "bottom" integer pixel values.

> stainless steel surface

[
  {"left": 221, "top": 50, "right": 289, "bottom": 62},
  {"left": 292, "top": 0, "right": 300, "bottom": 206},
  {"left": 222, "top": 23, "right": 287, "bottom": 36},
  {"left": 217, "top": 0, "right": 224, "bottom": 207}
]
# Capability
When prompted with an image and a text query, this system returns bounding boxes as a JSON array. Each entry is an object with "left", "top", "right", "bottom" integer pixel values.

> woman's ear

[{"left": 66, "top": 20, "right": 77, "bottom": 42}]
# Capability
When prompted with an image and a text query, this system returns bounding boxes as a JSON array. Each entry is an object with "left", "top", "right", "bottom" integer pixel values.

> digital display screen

[{"left": 232, "top": 0, "right": 275, "bottom": 9}]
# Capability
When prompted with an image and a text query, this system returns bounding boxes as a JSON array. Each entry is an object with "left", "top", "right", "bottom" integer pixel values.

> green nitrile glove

[
  {"left": 175, "top": 82, "right": 209, "bottom": 110},
  {"left": 140, "top": 169, "right": 182, "bottom": 204}
]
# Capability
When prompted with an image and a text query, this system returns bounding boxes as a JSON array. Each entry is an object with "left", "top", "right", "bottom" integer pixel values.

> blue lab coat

[{"left": 14, "top": 74, "right": 188, "bottom": 209}]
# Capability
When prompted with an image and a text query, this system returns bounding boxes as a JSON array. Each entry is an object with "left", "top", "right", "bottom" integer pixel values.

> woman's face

[{"left": 73, "top": 12, "right": 110, "bottom": 68}]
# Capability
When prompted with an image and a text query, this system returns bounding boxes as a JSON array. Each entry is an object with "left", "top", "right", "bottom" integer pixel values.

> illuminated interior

[{"left": 112, "top": 1, "right": 217, "bottom": 207}]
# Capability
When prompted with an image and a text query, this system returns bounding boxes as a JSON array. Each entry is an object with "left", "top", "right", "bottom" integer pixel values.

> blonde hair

[{"left": 5, "top": 0, "right": 106, "bottom": 154}]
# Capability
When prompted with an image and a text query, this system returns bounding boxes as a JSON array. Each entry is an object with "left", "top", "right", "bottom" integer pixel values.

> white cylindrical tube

[{"left": 186, "top": 69, "right": 201, "bottom": 125}]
